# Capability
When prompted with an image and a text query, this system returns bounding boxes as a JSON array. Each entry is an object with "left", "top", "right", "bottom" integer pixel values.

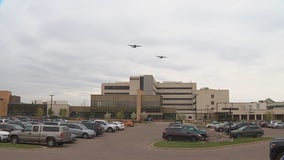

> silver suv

[{"left": 9, "top": 125, "right": 72, "bottom": 147}]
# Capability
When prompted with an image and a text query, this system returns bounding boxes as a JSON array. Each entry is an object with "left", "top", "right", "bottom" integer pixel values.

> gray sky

[{"left": 0, "top": 0, "right": 284, "bottom": 105}]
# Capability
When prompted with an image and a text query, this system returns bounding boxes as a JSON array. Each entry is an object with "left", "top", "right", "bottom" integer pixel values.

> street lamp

[{"left": 50, "top": 95, "right": 54, "bottom": 112}]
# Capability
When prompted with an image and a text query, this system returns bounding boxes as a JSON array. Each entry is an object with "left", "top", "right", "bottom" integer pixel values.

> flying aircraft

[
  {"left": 128, "top": 44, "right": 142, "bottom": 48},
  {"left": 156, "top": 56, "right": 167, "bottom": 59}
]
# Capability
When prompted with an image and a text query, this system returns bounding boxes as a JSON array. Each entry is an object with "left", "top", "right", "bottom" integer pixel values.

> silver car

[
  {"left": 272, "top": 121, "right": 284, "bottom": 129},
  {"left": 60, "top": 123, "right": 96, "bottom": 138}
]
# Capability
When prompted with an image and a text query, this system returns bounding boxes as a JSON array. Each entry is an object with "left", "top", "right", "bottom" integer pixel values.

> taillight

[
  {"left": 270, "top": 143, "right": 277, "bottom": 149},
  {"left": 60, "top": 133, "right": 64, "bottom": 138}
]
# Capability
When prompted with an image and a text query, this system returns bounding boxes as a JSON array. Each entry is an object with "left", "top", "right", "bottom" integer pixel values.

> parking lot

[{"left": 0, "top": 122, "right": 283, "bottom": 160}]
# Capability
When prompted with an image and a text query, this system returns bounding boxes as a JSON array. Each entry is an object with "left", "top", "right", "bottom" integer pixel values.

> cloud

[{"left": 0, "top": 0, "right": 284, "bottom": 105}]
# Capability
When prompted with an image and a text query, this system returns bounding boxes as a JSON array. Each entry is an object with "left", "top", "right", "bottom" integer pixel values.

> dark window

[
  {"left": 140, "top": 76, "right": 144, "bottom": 90},
  {"left": 32, "top": 126, "right": 39, "bottom": 132},
  {"left": 157, "top": 87, "right": 192, "bottom": 89},
  {"left": 211, "top": 94, "right": 214, "bottom": 98},
  {"left": 211, "top": 101, "right": 215, "bottom": 105},
  {"left": 104, "top": 86, "right": 129, "bottom": 90},
  {"left": 43, "top": 126, "right": 59, "bottom": 132}
]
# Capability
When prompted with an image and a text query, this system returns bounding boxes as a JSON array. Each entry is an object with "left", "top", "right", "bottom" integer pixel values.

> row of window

[{"left": 104, "top": 86, "right": 130, "bottom": 90}]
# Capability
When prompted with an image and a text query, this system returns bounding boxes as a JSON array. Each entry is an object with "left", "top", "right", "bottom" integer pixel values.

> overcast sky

[{"left": 0, "top": 0, "right": 284, "bottom": 105}]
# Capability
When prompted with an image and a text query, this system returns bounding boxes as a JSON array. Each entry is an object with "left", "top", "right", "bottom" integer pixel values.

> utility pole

[{"left": 50, "top": 95, "right": 54, "bottom": 113}]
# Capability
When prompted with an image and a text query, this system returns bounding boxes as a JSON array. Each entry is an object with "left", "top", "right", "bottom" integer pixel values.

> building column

[{"left": 136, "top": 90, "right": 143, "bottom": 122}]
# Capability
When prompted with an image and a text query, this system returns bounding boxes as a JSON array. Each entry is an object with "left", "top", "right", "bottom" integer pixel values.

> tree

[
  {"left": 35, "top": 108, "right": 44, "bottom": 118},
  {"left": 59, "top": 108, "right": 68, "bottom": 118},
  {"left": 264, "top": 111, "right": 273, "bottom": 121},
  {"left": 140, "top": 111, "right": 148, "bottom": 121},
  {"left": 116, "top": 110, "right": 125, "bottom": 120},
  {"left": 104, "top": 112, "right": 111, "bottom": 120},
  {"left": 48, "top": 108, "right": 54, "bottom": 117},
  {"left": 131, "top": 112, "right": 136, "bottom": 121},
  {"left": 176, "top": 113, "right": 186, "bottom": 123}
]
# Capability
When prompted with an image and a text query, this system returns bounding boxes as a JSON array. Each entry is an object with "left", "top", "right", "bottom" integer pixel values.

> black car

[
  {"left": 230, "top": 125, "right": 264, "bottom": 138},
  {"left": 81, "top": 122, "right": 105, "bottom": 136},
  {"left": 270, "top": 138, "right": 284, "bottom": 160},
  {"left": 162, "top": 127, "right": 202, "bottom": 142}
]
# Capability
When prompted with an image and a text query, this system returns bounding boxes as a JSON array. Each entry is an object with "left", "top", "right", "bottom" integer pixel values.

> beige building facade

[
  {"left": 101, "top": 75, "right": 230, "bottom": 121},
  {"left": 32, "top": 100, "right": 70, "bottom": 117},
  {"left": 0, "top": 91, "right": 11, "bottom": 116}
]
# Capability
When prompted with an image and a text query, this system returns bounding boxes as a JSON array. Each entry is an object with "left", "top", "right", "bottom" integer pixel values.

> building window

[
  {"left": 211, "top": 94, "right": 214, "bottom": 98},
  {"left": 211, "top": 101, "right": 214, "bottom": 105}
]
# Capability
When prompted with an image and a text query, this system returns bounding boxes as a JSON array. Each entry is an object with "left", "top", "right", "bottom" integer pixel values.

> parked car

[
  {"left": 8, "top": 121, "right": 32, "bottom": 128},
  {"left": 270, "top": 138, "right": 284, "bottom": 160},
  {"left": 169, "top": 121, "right": 182, "bottom": 127},
  {"left": 93, "top": 120, "right": 117, "bottom": 133},
  {"left": 224, "top": 122, "right": 250, "bottom": 134},
  {"left": 81, "top": 121, "right": 105, "bottom": 136},
  {"left": 259, "top": 120, "right": 268, "bottom": 128},
  {"left": 268, "top": 121, "right": 278, "bottom": 128},
  {"left": 181, "top": 124, "right": 208, "bottom": 140},
  {"left": 0, "top": 123, "right": 23, "bottom": 132},
  {"left": 0, "top": 118, "right": 10, "bottom": 124},
  {"left": 60, "top": 123, "right": 96, "bottom": 139},
  {"left": 9, "top": 124, "right": 72, "bottom": 147},
  {"left": 271, "top": 122, "right": 284, "bottom": 129},
  {"left": 43, "top": 121, "right": 61, "bottom": 125},
  {"left": 123, "top": 120, "right": 134, "bottom": 127},
  {"left": 112, "top": 121, "right": 125, "bottom": 130},
  {"left": 214, "top": 121, "right": 235, "bottom": 132},
  {"left": 206, "top": 121, "right": 221, "bottom": 128},
  {"left": 230, "top": 125, "right": 264, "bottom": 138},
  {"left": 162, "top": 127, "right": 203, "bottom": 142},
  {"left": 0, "top": 130, "right": 9, "bottom": 142}
]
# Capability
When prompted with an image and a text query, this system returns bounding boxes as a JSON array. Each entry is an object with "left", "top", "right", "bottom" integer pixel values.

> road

[{"left": 0, "top": 122, "right": 282, "bottom": 160}]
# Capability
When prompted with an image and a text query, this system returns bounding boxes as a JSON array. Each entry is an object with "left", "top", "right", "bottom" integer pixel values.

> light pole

[{"left": 50, "top": 95, "right": 54, "bottom": 113}]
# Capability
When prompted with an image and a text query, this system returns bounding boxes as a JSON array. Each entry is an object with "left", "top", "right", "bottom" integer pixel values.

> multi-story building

[
  {"left": 31, "top": 100, "right": 70, "bottom": 117},
  {"left": 93, "top": 75, "right": 229, "bottom": 121},
  {"left": 0, "top": 91, "right": 21, "bottom": 117}
]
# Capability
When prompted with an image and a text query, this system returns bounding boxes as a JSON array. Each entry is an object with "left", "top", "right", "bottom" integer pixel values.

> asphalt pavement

[{"left": 0, "top": 122, "right": 282, "bottom": 160}]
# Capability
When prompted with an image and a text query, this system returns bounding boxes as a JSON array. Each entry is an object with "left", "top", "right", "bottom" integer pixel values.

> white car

[
  {"left": 0, "top": 130, "right": 9, "bottom": 142},
  {"left": 112, "top": 121, "right": 125, "bottom": 130},
  {"left": 93, "top": 120, "right": 118, "bottom": 133},
  {"left": 206, "top": 121, "right": 221, "bottom": 128}
]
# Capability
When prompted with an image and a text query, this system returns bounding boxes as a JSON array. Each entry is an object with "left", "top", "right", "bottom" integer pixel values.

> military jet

[
  {"left": 128, "top": 44, "right": 142, "bottom": 48},
  {"left": 156, "top": 56, "right": 167, "bottom": 59}
]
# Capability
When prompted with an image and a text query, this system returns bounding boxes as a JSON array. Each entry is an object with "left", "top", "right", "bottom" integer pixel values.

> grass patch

[
  {"left": 153, "top": 137, "right": 272, "bottom": 148},
  {"left": 0, "top": 143, "right": 43, "bottom": 149}
]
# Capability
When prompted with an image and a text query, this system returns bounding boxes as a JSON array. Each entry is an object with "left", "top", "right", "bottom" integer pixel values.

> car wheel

[
  {"left": 219, "top": 128, "right": 224, "bottom": 132},
  {"left": 236, "top": 134, "right": 242, "bottom": 138},
  {"left": 190, "top": 136, "right": 198, "bottom": 142},
  {"left": 107, "top": 127, "right": 113, "bottom": 133},
  {"left": 255, "top": 132, "right": 262, "bottom": 138},
  {"left": 167, "top": 136, "right": 173, "bottom": 141},
  {"left": 10, "top": 136, "right": 18, "bottom": 144},
  {"left": 82, "top": 133, "right": 89, "bottom": 139},
  {"left": 276, "top": 152, "right": 284, "bottom": 160},
  {"left": 46, "top": 138, "right": 56, "bottom": 147}
]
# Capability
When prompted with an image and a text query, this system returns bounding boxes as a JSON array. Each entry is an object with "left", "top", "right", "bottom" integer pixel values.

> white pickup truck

[{"left": 9, "top": 124, "right": 72, "bottom": 147}]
